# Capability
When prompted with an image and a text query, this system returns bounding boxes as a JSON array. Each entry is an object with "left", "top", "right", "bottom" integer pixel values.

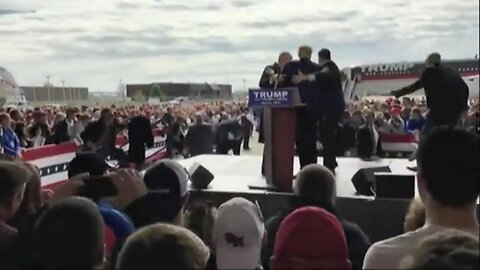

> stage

[{"left": 178, "top": 155, "right": 416, "bottom": 198}]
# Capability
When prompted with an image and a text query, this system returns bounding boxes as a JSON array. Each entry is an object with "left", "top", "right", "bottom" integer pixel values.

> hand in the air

[
  {"left": 49, "top": 172, "right": 89, "bottom": 201},
  {"left": 292, "top": 70, "right": 309, "bottom": 85},
  {"left": 105, "top": 169, "right": 147, "bottom": 210}
]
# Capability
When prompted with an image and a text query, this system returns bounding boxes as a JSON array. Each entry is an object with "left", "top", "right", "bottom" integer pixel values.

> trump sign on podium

[{"left": 248, "top": 88, "right": 299, "bottom": 107}]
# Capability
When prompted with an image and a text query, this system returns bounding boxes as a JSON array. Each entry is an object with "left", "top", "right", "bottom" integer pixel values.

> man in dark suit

[
  {"left": 51, "top": 107, "right": 78, "bottom": 144},
  {"left": 356, "top": 112, "right": 382, "bottom": 160},
  {"left": 258, "top": 52, "right": 293, "bottom": 175},
  {"left": 128, "top": 115, "right": 154, "bottom": 166},
  {"left": 215, "top": 116, "right": 243, "bottom": 155},
  {"left": 240, "top": 113, "right": 253, "bottom": 150},
  {"left": 293, "top": 48, "right": 345, "bottom": 172},
  {"left": 391, "top": 52, "right": 469, "bottom": 134},
  {"left": 185, "top": 115, "right": 214, "bottom": 157},
  {"left": 281, "top": 46, "right": 322, "bottom": 169},
  {"left": 81, "top": 108, "right": 126, "bottom": 162}
]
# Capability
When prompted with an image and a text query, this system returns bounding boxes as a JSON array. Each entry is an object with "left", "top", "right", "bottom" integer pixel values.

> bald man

[
  {"left": 280, "top": 46, "right": 323, "bottom": 169},
  {"left": 258, "top": 52, "right": 293, "bottom": 175}
]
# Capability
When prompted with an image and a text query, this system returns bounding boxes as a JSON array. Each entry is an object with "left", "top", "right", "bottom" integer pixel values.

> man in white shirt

[{"left": 363, "top": 128, "right": 479, "bottom": 269}]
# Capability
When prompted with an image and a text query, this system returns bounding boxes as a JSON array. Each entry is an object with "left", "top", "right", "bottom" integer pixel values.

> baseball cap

[
  {"left": 213, "top": 197, "right": 265, "bottom": 270},
  {"left": 68, "top": 152, "right": 112, "bottom": 178},
  {"left": 131, "top": 159, "right": 190, "bottom": 225},
  {"left": 274, "top": 207, "right": 349, "bottom": 270}
]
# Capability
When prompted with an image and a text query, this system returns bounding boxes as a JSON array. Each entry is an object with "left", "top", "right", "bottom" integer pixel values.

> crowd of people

[
  {"left": 0, "top": 127, "right": 478, "bottom": 270},
  {"left": 1, "top": 94, "right": 478, "bottom": 162}
]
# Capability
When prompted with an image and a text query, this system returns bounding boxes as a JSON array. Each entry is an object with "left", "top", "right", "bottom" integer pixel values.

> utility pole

[
  {"left": 46, "top": 75, "right": 51, "bottom": 102},
  {"left": 61, "top": 80, "right": 66, "bottom": 102}
]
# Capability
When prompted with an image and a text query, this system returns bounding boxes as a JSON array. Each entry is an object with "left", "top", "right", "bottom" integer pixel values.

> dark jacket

[
  {"left": 392, "top": 65, "right": 469, "bottom": 124},
  {"left": 281, "top": 58, "right": 322, "bottom": 115},
  {"left": 185, "top": 123, "right": 214, "bottom": 157},
  {"left": 313, "top": 61, "right": 346, "bottom": 119},
  {"left": 356, "top": 124, "right": 382, "bottom": 158},
  {"left": 215, "top": 119, "right": 243, "bottom": 145},
  {"left": 258, "top": 63, "right": 282, "bottom": 143},
  {"left": 261, "top": 206, "right": 371, "bottom": 270},
  {"left": 50, "top": 119, "right": 70, "bottom": 144},
  {"left": 81, "top": 119, "right": 125, "bottom": 153},
  {"left": 128, "top": 116, "right": 154, "bottom": 164},
  {"left": 166, "top": 121, "right": 186, "bottom": 153},
  {"left": 27, "top": 123, "right": 51, "bottom": 143}
]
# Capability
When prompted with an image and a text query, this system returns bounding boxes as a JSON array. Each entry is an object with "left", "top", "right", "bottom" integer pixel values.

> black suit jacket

[
  {"left": 314, "top": 61, "right": 346, "bottom": 119},
  {"left": 392, "top": 65, "right": 469, "bottom": 124},
  {"left": 128, "top": 116, "right": 154, "bottom": 164},
  {"left": 281, "top": 58, "right": 322, "bottom": 115},
  {"left": 185, "top": 123, "right": 214, "bottom": 157},
  {"left": 215, "top": 120, "right": 243, "bottom": 145},
  {"left": 81, "top": 119, "right": 125, "bottom": 152},
  {"left": 258, "top": 63, "right": 282, "bottom": 143},
  {"left": 51, "top": 119, "right": 70, "bottom": 144},
  {"left": 356, "top": 124, "right": 382, "bottom": 158}
]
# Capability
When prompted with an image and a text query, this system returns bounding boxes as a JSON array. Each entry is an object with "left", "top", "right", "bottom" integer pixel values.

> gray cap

[{"left": 426, "top": 52, "right": 441, "bottom": 66}]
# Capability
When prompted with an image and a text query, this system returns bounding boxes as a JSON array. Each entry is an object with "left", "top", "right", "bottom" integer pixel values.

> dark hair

[
  {"left": 293, "top": 165, "right": 336, "bottom": 215},
  {"left": 0, "top": 161, "right": 31, "bottom": 203},
  {"left": 9, "top": 163, "right": 43, "bottom": 231},
  {"left": 417, "top": 128, "right": 479, "bottom": 206},
  {"left": 318, "top": 48, "right": 331, "bottom": 60},
  {"left": 31, "top": 197, "right": 104, "bottom": 270}
]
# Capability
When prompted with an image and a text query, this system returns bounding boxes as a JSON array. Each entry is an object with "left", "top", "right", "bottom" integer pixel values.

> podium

[{"left": 248, "top": 87, "right": 303, "bottom": 192}]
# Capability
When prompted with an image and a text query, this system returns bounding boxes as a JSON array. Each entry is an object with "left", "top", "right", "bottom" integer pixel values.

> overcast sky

[{"left": 1, "top": 0, "right": 479, "bottom": 92}]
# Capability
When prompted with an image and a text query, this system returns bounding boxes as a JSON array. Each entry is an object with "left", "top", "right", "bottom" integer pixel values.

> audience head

[
  {"left": 298, "top": 45, "right": 313, "bottom": 60},
  {"left": 9, "top": 162, "right": 43, "bottom": 230},
  {"left": 100, "top": 108, "right": 114, "bottom": 125},
  {"left": 66, "top": 107, "right": 78, "bottom": 120},
  {"left": 294, "top": 164, "right": 336, "bottom": 213},
  {"left": 137, "top": 159, "right": 190, "bottom": 226},
  {"left": 402, "top": 229, "right": 479, "bottom": 270},
  {"left": 366, "top": 111, "right": 375, "bottom": 125},
  {"left": 278, "top": 51, "right": 293, "bottom": 67},
  {"left": 32, "top": 197, "right": 105, "bottom": 270},
  {"left": 318, "top": 48, "right": 331, "bottom": 64},
  {"left": 184, "top": 200, "right": 217, "bottom": 248},
  {"left": 68, "top": 152, "right": 111, "bottom": 178},
  {"left": 117, "top": 223, "right": 210, "bottom": 270},
  {"left": 272, "top": 207, "right": 350, "bottom": 270},
  {"left": 9, "top": 109, "right": 22, "bottom": 122},
  {"left": 404, "top": 198, "right": 426, "bottom": 232},
  {"left": 417, "top": 128, "right": 479, "bottom": 208},
  {"left": 213, "top": 197, "right": 265, "bottom": 270},
  {"left": 411, "top": 107, "right": 422, "bottom": 120},
  {"left": 0, "top": 112, "right": 12, "bottom": 128},
  {"left": 0, "top": 161, "right": 31, "bottom": 222},
  {"left": 195, "top": 114, "right": 203, "bottom": 124}
]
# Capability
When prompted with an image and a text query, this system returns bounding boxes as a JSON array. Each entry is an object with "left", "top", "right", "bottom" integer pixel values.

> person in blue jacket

[
  {"left": 406, "top": 108, "right": 427, "bottom": 133},
  {"left": 0, "top": 113, "right": 22, "bottom": 159}
]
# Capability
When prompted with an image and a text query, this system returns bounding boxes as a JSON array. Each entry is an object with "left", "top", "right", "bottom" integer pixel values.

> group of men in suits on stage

[{"left": 258, "top": 46, "right": 345, "bottom": 174}]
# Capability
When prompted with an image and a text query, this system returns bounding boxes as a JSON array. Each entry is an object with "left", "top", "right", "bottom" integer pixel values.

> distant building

[
  {"left": 126, "top": 82, "right": 232, "bottom": 101},
  {"left": 21, "top": 85, "right": 89, "bottom": 102}
]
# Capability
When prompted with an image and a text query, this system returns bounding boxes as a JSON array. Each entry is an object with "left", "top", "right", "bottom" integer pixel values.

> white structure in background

[
  {"left": 0, "top": 66, "right": 32, "bottom": 110},
  {"left": 0, "top": 66, "right": 17, "bottom": 98},
  {"left": 117, "top": 79, "right": 126, "bottom": 99}
]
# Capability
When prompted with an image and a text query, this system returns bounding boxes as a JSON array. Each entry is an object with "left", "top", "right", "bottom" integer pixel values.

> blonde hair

[
  {"left": 298, "top": 45, "right": 313, "bottom": 59},
  {"left": 404, "top": 198, "right": 426, "bottom": 232}
]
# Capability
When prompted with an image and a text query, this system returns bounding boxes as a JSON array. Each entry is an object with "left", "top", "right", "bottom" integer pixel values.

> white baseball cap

[{"left": 213, "top": 197, "right": 265, "bottom": 269}]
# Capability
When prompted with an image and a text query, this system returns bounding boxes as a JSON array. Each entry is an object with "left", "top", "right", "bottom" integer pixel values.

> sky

[{"left": 1, "top": 0, "right": 479, "bottom": 92}]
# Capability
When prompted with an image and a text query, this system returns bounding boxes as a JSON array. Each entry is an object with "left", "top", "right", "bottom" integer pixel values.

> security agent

[
  {"left": 280, "top": 46, "right": 322, "bottom": 169},
  {"left": 390, "top": 52, "right": 469, "bottom": 134},
  {"left": 293, "top": 48, "right": 345, "bottom": 172},
  {"left": 258, "top": 52, "right": 293, "bottom": 175}
]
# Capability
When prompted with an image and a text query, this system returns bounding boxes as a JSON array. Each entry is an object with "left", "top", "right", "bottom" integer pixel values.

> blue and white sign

[{"left": 248, "top": 88, "right": 296, "bottom": 107}]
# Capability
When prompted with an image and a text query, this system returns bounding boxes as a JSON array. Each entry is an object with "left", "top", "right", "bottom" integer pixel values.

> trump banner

[{"left": 248, "top": 88, "right": 297, "bottom": 107}]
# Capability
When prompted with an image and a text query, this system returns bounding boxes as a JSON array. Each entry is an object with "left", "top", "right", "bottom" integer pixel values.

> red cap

[
  {"left": 274, "top": 207, "right": 349, "bottom": 270},
  {"left": 104, "top": 225, "right": 116, "bottom": 252}
]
